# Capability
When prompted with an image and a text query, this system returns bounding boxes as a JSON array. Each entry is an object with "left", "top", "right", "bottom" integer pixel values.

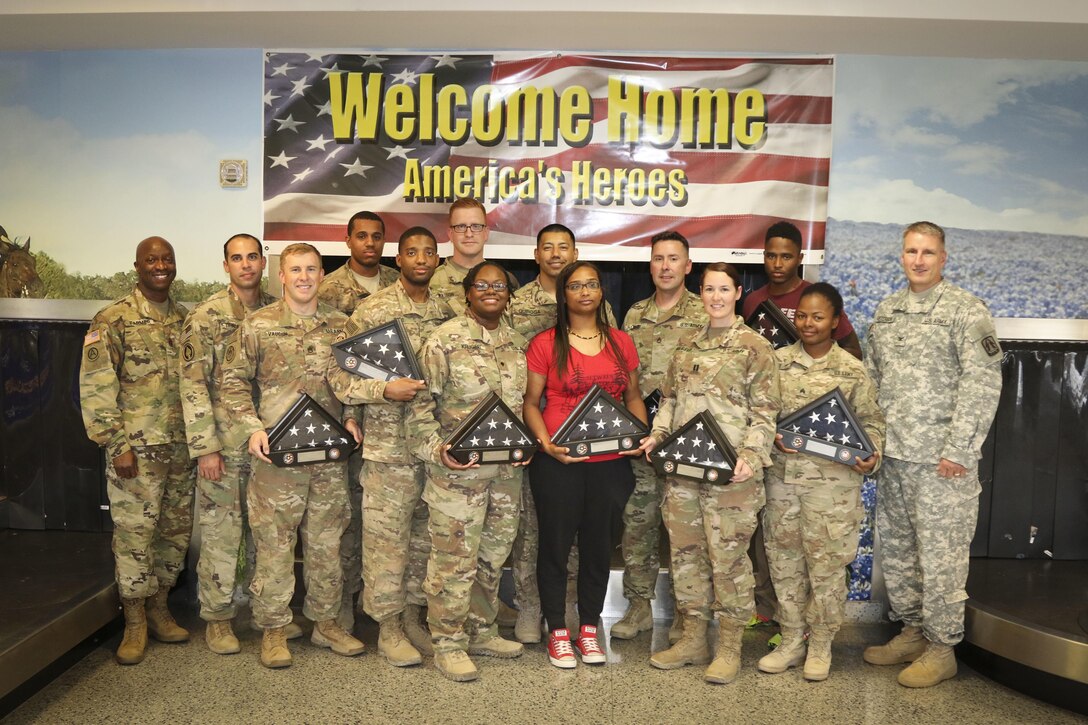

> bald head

[{"left": 134, "top": 236, "right": 176, "bottom": 302}]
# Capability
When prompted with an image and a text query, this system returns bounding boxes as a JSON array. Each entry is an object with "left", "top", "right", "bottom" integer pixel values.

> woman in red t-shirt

[{"left": 523, "top": 261, "right": 648, "bottom": 669}]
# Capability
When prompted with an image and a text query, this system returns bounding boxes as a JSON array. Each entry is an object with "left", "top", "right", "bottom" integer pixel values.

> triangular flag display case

[
  {"left": 643, "top": 388, "right": 662, "bottom": 427},
  {"left": 444, "top": 392, "right": 539, "bottom": 465},
  {"left": 551, "top": 384, "right": 648, "bottom": 458},
  {"left": 744, "top": 299, "right": 799, "bottom": 349},
  {"left": 776, "top": 386, "right": 876, "bottom": 465},
  {"left": 333, "top": 319, "right": 422, "bottom": 381},
  {"left": 267, "top": 392, "right": 355, "bottom": 467},
  {"left": 651, "top": 410, "right": 738, "bottom": 483}
]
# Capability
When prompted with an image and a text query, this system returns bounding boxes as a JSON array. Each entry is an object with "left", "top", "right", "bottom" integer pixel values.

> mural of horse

[{"left": 0, "top": 225, "right": 46, "bottom": 298}]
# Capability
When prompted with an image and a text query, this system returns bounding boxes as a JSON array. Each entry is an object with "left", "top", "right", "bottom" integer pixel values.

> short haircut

[
  {"left": 536, "top": 223, "right": 576, "bottom": 246},
  {"left": 764, "top": 221, "right": 803, "bottom": 251},
  {"left": 223, "top": 233, "right": 262, "bottom": 260},
  {"left": 448, "top": 197, "right": 486, "bottom": 220},
  {"left": 280, "top": 242, "right": 321, "bottom": 264},
  {"left": 903, "top": 221, "right": 946, "bottom": 246},
  {"left": 700, "top": 261, "right": 742, "bottom": 288},
  {"left": 799, "top": 281, "right": 844, "bottom": 318},
  {"left": 398, "top": 226, "right": 437, "bottom": 252},
  {"left": 650, "top": 230, "right": 689, "bottom": 253},
  {"left": 346, "top": 211, "right": 385, "bottom": 236}
]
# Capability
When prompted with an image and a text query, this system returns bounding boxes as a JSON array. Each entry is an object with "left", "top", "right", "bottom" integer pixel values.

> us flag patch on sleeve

[{"left": 84, "top": 330, "right": 100, "bottom": 346}]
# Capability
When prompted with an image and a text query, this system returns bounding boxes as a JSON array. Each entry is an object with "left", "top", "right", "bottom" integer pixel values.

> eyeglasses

[
  {"left": 470, "top": 281, "right": 508, "bottom": 292},
  {"left": 450, "top": 223, "right": 488, "bottom": 234},
  {"left": 565, "top": 280, "right": 602, "bottom": 292}
]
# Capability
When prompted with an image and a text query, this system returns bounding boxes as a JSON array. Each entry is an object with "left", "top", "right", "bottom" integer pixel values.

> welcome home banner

[{"left": 263, "top": 52, "right": 833, "bottom": 262}]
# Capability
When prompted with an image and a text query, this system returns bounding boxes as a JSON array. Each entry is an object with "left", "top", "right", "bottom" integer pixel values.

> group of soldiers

[{"left": 79, "top": 198, "right": 1002, "bottom": 688}]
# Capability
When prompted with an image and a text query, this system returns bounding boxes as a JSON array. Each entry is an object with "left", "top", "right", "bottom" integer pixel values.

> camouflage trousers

[
  {"left": 620, "top": 458, "right": 666, "bottom": 600},
  {"left": 423, "top": 469, "right": 522, "bottom": 653},
  {"left": 762, "top": 477, "right": 862, "bottom": 632},
  {"left": 196, "top": 449, "right": 256, "bottom": 621},
  {"left": 247, "top": 458, "right": 348, "bottom": 628},
  {"left": 106, "top": 443, "right": 195, "bottom": 599},
  {"left": 748, "top": 518, "right": 779, "bottom": 620},
  {"left": 339, "top": 449, "right": 364, "bottom": 597},
  {"left": 877, "top": 458, "right": 979, "bottom": 646},
  {"left": 663, "top": 475, "right": 764, "bottom": 625},
  {"left": 361, "top": 459, "right": 429, "bottom": 623},
  {"left": 510, "top": 469, "right": 579, "bottom": 610}
]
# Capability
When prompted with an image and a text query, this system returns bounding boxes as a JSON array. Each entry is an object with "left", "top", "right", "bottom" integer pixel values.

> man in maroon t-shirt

[{"left": 742, "top": 221, "right": 863, "bottom": 360}]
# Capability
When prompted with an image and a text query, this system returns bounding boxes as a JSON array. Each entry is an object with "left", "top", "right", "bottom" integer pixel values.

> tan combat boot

[
  {"left": 205, "top": 619, "right": 240, "bottom": 655},
  {"left": 401, "top": 603, "right": 434, "bottom": 656},
  {"left": 757, "top": 627, "right": 806, "bottom": 674},
  {"left": 378, "top": 618, "right": 422, "bottom": 667},
  {"left": 611, "top": 597, "right": 653, "bottom": 640},
  {"left": 803, "top": 628, "right": 833, "bottom": 681},
  {"left": 435, "top": 650, "right": 479, "bottom": 682},
  {"left": 312, "top": 619, "right": 366, "bottom": 656},
  {"left": 863, "top": 624, "right": 926, "bottom": 665},
  {"left": 260, "top": 626, "right": 292, "bottom": 668},
  {"left": 649, "top": 615, "right": 710, "bottom": 670},
  {"left": 116, "top": 597, "right": 147, "bottom": 665},
  {"left": 705, "top": 620, "right": 744, "bottom": 684},
  {"left": 145, "top": 589, "right": 189, "bottom": 643},
  {"left": 897, "top": 642, "right": 957, "bottom": 688},
  {"left": 468, "top": 632, "right": 524, "bottom": 659},
  {"left": 496, "top": 600, "right": 519, "bottom": 628},
  {"left": 251, "top": 618, "right": 304, "bottom": 640},
  {"left": 514, "top": 605, "right": 542, "bottom": 644}
]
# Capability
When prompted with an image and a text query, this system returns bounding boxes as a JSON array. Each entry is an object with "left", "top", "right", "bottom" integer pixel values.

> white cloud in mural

[{"left": 0, "top": 104, "right": 260, "bottom": 282}]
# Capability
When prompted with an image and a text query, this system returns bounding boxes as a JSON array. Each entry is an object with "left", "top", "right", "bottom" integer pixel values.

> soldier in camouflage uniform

[
  {"left": 180, "top": 233, "right": 283, "bottom": 654},
  {"left": 757, "top": 283, "right": 884, "bottom": 681},
  {"left": 316, "top": 211, "right": 399, "bottom": 633},
  {"left": 329, "top": 227, "right": 453, "bottom": 668},
  {"left": 79, "top": 236, "right": 195, "bottom": 665},
  {"left": 219, "top": 243, "right": 366, "bottom": 668},
  {"left": 503, "top": 224, "right": 614, "bottom": 643},
  {"left": 430, "top": 197, "right": 517, "bottom": 314},
  {"left": 406, "top": 261, "right": 530, "bottom": 681},
  {"left": 613, "top": 231, "right": 707, "bottom": 641},
  {"left": 644, "top": 263, "right": 780, "bottom": 684},
  {"left": 862, "top": 222, "right": 1002, "bottom": 688}
]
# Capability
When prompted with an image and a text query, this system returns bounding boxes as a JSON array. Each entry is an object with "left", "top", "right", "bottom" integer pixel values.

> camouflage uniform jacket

[
  {"left": 430, "top": 259, "right": 520, "bottom": 315},
  {"left": 317, "top": 262, "right": 400, "bottom": 315},
  {"left": 652, "top": 317, "right": 781, "bottom": 474},
  {"left": 507, "top": 276, "right": 617, "bottom": 340},
  {"left": 338, "top": 281, "right": 453, "bottom": 464},
  {"left": 770, "top": 341, "right": 885, "bottom": 485},
  {"left": 864, "top": 279, "right": 1002, "bottom": 466},
  {"left": 218, "top": 299, "right": 360, "bottom": 447},
  {"left": 179, "top": 285, "right": 276, "bottom": 459},
  {"left": 80, "top": 286, "right": 189, "bottom": 460},
  {"left": 406, "top": 316, "right": 528, "bottom": 483},
  {"left": 623, "top": 290, "right": 708, "bottom": 396}
]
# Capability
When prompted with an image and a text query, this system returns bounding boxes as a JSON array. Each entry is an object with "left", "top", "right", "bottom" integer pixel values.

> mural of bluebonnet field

[{"left": 823, "top": 218, "right": 1088, "bottom": 339}]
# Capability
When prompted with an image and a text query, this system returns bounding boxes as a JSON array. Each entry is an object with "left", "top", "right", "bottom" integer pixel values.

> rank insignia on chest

[
  {"left": 266, "top": 393, "right": 355, "bottom": 467},
  {"left": 643, "top": 388, "right": 662, "bottom": 427},
  {"left": 552, "top": 384, "right": 649, "bottom": 457},
  {"left": 333, "top": 319, "right": 422, "bottom": 381},
  {"left": 776, "top": 386, "right": 875, "bottom": 465},
  {"left": 744, "top": 299, "right": 799, "bottom": 349},
  {"left": 444, "top": 392, "right": 538, "bottom": 465},
  {"left": 652, "top": 411, "right": 737, "bottom": 483}
]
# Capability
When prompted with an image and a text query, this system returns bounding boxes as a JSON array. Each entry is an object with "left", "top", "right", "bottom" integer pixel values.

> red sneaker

[
  {"left": 547, "top": 629, "right": 577, "bottom": 669},
  {"left": 574, "top": 625, "right": 606, "bottom": 664}
]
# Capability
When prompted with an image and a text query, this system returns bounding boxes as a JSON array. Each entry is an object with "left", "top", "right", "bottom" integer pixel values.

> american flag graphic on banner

[
  {"left": 777, "top": 387, "right": 876, "bottom": 465},
  {"left": 745, "top": 299, "right": 799, "bottom": 349},
  {"left": 333, "top": 319, "right": 422, "bottom": 381},
  {"left": 267, "top": 393, "right": 355, "bottom": 467},
  {"left": 263, "top": 51, "right": 834, "bottom": 262},
  {"left": 552, "top": 384, "right": 648, "bottom": 457},
  {"left": 444, "top": 392, "right": 538, "bottom": 465},
  {"left": 652, "top": 410, "right": 737, "bottom": 483}
]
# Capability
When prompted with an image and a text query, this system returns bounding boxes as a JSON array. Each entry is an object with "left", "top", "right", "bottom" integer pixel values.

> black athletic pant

[{"left": 530, "top": 453, "right": 635, "bottom": 632}]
